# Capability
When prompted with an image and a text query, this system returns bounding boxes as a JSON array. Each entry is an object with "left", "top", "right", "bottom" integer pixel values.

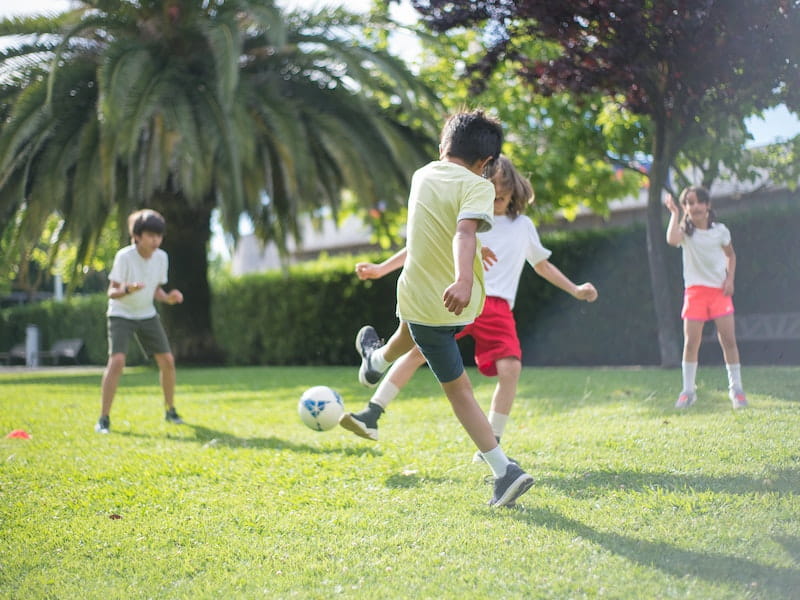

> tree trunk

[
  {"left": 148, "top": 191, "right": 223, "bottom": 364},
  {"left": 645, "top": 127, "right": 682, "bottom": 368}
]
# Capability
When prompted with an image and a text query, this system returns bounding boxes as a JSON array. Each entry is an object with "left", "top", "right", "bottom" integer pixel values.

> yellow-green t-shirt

[{"left": 397, "top": 161, "right": 495, "bottom": 326}]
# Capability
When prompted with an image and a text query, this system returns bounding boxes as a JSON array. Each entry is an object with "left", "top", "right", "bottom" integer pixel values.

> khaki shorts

[{"left": 108, "top": 316, "right": 171, "bottom": 357}]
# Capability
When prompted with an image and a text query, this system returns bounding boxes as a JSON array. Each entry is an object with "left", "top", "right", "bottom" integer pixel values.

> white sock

[
  {"left": 370, "top": 346, "right": 392, "bottom": 374},
  {"left": 726, "top": 363, "right": 742, "bottom": 390},
  {"left": 682, "top": 361, "right": 698, "bottom": 393},
  {"left": 487, "top": 411, "right": 508, "bottom": 440},
  {"left": 481, "top": 445, "right": 511, "bottom": 478},
  {"left": 370, "top": 380, "right": 399, "bottom": 411}
]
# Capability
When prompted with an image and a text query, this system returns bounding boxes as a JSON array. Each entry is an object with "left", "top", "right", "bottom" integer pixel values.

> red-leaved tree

[{"left": 411, "top": 0, "right": 800, "bottom": 366}]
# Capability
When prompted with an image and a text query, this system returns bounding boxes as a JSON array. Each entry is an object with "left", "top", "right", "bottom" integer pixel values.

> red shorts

[
  {"left": 681, "top": 285, "right": 734, "bottom": 321},
  {"left": 456, "top": 296, "right": 521, "bottom": 376}
]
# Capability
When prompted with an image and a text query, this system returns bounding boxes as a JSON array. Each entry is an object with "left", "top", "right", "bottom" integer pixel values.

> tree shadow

[
  {"left": 116, "top": 423, "right": 382, "bottom": 457},
  {"left": 508, "top": 506, "right": 800, "bottom": 596},
  {"left": 533, "top": 466, "right": 800, "bottom": 497},
  {"left": 384, "top": 471, "right": 456, "bottom": 489}
]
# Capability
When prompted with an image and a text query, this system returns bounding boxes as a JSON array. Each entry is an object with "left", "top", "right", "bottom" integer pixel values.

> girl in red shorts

[
  {"left": 340, "top": 156, "right": 598, "bottom": 452},
  {"left": 665, "top": 186, "right": 747, "bottom": 410}
]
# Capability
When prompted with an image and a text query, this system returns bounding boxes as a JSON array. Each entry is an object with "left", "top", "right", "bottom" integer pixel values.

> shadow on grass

[
  {"left": 384, "top": 472, "right": 456, "bottom": 489},
  {"left": 512, "top": 506, "right": 800, "bottom": 596},
  {"left": 117, "top": 423, "right": 382, "bottom": 457},
  {"left": 535, "top": 467, "right": 800, "bottom": 496}
]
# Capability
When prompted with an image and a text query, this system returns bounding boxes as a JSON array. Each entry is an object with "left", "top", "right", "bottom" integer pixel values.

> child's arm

[
  {"left": 108, "top": 281, "right": 144, "bottom": 299},
  {"left": 443, "top": 219, "right": 479, "bottom": 316},
  {"left": 155, "top": 286, "right": 184, "bottom": 305},
  {"left": 533, "top": 260, "right": 598, "bottom": 302},
  {"left": 355, "top": 248, "right": 407, "bottom": 281},
  {"left": 664, "top": 193, "right": 683, "bottom": 246},
  {"left": 722, "top": 243, "right": 736, "bottom": 296}
]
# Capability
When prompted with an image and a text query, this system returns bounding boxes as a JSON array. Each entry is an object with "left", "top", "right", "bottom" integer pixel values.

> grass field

[{"left": 1, "top": 365, "right": 799, "bottom": 599}]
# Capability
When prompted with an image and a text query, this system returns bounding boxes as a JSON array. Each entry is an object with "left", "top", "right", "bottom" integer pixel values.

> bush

[{"left": 3, "top": 204, "right": 798, "bottom": 366}]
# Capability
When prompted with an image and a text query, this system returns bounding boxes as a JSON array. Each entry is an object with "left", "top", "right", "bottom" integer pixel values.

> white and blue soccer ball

[{"left": 298, "top": 386, "right": 344, "bottom": 431}]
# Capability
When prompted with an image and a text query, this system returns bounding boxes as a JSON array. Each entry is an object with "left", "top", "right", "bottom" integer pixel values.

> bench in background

[
  {"left": 38, "top": 338, "right": 85, "bottom": 365},
  {"left": 0, "top": 343, "right": 26, "bottom": 365}
]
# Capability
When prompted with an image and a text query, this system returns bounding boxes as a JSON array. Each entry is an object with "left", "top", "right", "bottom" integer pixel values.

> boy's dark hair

[
  {"left": 128, "top": 209, "right": 166, "bottom": 239},
  {"left": 484, "top": 155, "right": 534, "bottom": 219},
  {"left": 679, "top": 185, "right": 715, "bottom": 237},
  {"left": 440, "top": 109, "right": 503, "bottom": 165}
]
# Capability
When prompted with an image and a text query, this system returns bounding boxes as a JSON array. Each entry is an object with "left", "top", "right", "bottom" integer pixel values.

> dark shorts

[
  {"left": 407, "top": 322, "right": 465, "bottom": 384},
  {"left": 456, "top": 296, "right": 522, "bottom": 377},
  {"left": 108, "top": 316, "right": 171, "bottom": 357}
]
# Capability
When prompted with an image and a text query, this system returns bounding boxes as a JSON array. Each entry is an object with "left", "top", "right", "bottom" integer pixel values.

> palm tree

[{"left": 0, "top": 0, "right": 438, "bottom": 361}]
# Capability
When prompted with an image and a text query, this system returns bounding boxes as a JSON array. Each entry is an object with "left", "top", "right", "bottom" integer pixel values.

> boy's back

[{"left": 397, "top": 160, "right": 495, "bottom": 327}]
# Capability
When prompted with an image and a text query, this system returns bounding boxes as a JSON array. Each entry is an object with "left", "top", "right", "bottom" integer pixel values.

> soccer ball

[{"left": 298, "top": 386, "right": 344, "bottom": 431}]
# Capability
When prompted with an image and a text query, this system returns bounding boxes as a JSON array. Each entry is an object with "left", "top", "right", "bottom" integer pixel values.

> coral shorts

[
  {"left": 456, "top": 296, "right": 522, "bottom": 376},
  {"left": 681, "top": 285, "right": 735, "bottom": 322}
]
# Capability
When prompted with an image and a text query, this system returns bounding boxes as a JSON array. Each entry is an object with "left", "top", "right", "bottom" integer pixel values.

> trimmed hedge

[{"left": 2, "top": 203, "right": 798, "bottom": 366}]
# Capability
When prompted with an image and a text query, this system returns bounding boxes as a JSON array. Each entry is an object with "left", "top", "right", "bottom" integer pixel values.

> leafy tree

[
  {"left": 0, "top": 0, "right": 438, "bottom": 361},
  {"left": 416, "top": 28, "right": 645, "bottom": 221},
  {"left": 411, "top": 0, "right": 800, "bottom": 365}
]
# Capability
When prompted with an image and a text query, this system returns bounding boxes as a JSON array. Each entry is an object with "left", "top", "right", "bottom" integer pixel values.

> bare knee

[
  {"left": 105, "top": 353, "right": 126, "bottom": 374},
  {"left": 155, "top": 352, "right": 176, "bottom": 371}
]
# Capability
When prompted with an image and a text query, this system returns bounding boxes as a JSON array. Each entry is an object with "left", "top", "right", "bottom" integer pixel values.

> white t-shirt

[
  {"left": 107, "top": 245, "right": 168, "bottom": 319},
  {"left": 479, "top": 214, "right": 552, "bottom": 309},
  {"left": 679, "top": 223, "right": 731, "bottom": 288},
  {"left": 397, "top": 161, "right": 494, "bottom": 326}
]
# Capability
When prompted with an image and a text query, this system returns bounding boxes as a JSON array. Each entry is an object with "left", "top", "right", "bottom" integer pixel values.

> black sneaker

[
  {"left": 165, "top": 407, "right": 184, "bottom": 424},
  {"left": 489, "top": 463, "right": 534, "bottom": 507},
  {"left": 339, "top": 402, "right": 383, "bottom": 441},
  {"left": 355, "top": 325, "right": 385, "bottom": 387},
  {"left": 94, "top": 415, "right": 110, "bottom": 434}
]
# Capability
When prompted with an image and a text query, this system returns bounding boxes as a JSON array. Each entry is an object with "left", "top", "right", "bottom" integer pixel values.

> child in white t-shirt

[
  {"left": 95, "top": 209, "right": 186, "bottom": 433},
  {"left": 341, "top": 156, "right": 598, "bottom": 461},
  {"left": 665, "top": 186, "right": 747, "bottom": 410}
]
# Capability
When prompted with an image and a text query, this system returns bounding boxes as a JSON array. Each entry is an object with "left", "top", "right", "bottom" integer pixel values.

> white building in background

[{"left": 231, "top": 214, "right": 377, "bottom": 275}]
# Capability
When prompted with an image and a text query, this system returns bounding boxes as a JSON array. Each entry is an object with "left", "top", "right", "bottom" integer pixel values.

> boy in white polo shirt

[
  {"left": 346, "top": 110, "right": 534, "bottom": 508},
  {"left": 95, "top": 209, "right": 186, "bottom": 433}
]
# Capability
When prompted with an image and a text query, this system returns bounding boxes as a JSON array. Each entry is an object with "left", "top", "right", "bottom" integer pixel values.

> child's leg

[
  {"left": 154, "top": 352, "right": 177, "bottom": 409},
  {"left": 371, "top": 345, "right": 427, "bottom": 410},
  {"left": 441, "top": 371, "right": 501, "bottom": 454},
  {"left": 715, "top": 315, "right": 744, "bottom": 393},
  {"left": 682, "top": 319, "right": 704, "bottom": 389},
  {"left": 487, "top": 357, "right": 521, "bottom": 439},
  {"left": 100, "top": 352, "right": 126, "bottom": 416},
  {"left": 714, "top": 314, "right": 741, "bottom": 366},
  {"left": 682, "top": 319, "right": 704, "bottom": 363}
]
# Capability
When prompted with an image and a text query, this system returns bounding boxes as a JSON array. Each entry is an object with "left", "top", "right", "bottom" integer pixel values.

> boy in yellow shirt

[{"left": 343, "top": 110, "right": 534, "bottom": 507}]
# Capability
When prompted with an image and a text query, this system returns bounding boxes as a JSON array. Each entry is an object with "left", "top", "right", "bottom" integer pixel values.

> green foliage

[
  {"left": 3, "top": 200, "right": 799, "bottom": 367},
  {"left": 416, "top": 30, "right": 645, "bottom": 221},
  {"left": 1, "top": 365, "right": 799, "bottom": 598}
]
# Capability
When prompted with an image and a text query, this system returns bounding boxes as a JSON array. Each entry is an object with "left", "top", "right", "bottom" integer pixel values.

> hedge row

[{"left": 2, "top": 203, "right": 798, "bottom": 367}]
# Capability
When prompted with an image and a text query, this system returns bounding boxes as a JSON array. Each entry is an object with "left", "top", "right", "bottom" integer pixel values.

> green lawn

[{"left": 1, "top": 365, "right": 798, "bottom": 599}]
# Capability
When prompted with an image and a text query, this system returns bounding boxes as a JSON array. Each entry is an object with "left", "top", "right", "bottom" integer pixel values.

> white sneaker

[
  {"left": 729, "top": 387, "right": 748, "bottom": 410},
  {"left": 675, "top": 390, "right": 696, "bottom": 409}
]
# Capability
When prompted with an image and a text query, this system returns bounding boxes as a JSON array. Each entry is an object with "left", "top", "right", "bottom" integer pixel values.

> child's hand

[
  {"left": 722, "top": 279, "right": 735, "bottom": 297},
  {"left": 125, "top": 282, "right": 145, "bottom": 294},
  {"left": 355, "top": 262, "right": 381, "bottom": 280},
  {"left": 664, "top": 193, "right": 679, "bottom": 214},
  {"left": 575, "top": 282, "right": 598, "bottom": 302},
  {"left": 442, "top": 281, "right": 471, "bottom": 315},
  {"left": 166, "top": 289, "right": 184, "bottom": 305},
  {"left": 480, "top": 247, "right": 497, "bottom": 271}
]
